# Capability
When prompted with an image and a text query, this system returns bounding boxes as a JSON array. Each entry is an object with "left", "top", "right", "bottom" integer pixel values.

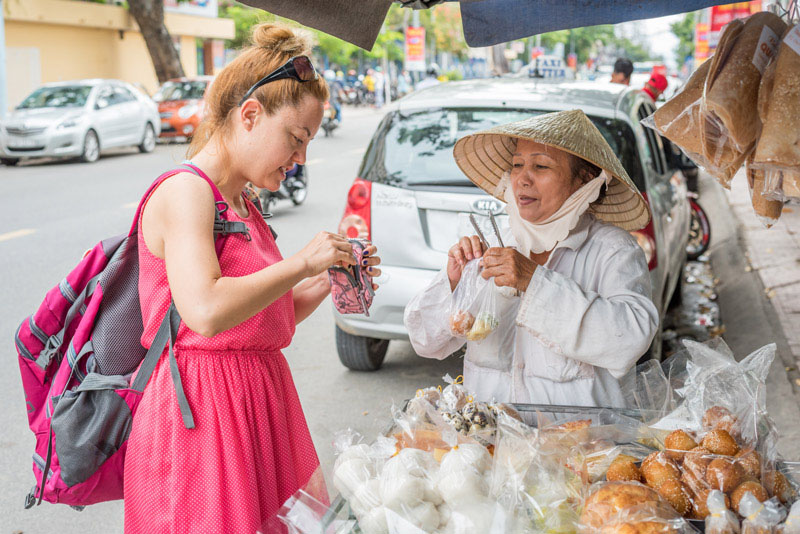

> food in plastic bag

[
  {"left": 448, "top": 259, "right": 500, "bottom": 342},
  {"left": 731, "top": 481, "right": 769, "bottom": 514},
  {"left": 763, "top": 470, "right": 796, "bottom": 505},
  {"left": 703, "top": 429, "right": 741, "bottom": 456},
  {"left": 649, "top": 59, "right": 712, "bottom": 161},
  {"left": 642, "top": 452, "right": 681, "bottom": 490},
  {"left": 741, "top": 495, "right": 788, "bottom": 534},
  {"left": 707, "top": 457, "right": 745, "bottom": 493},
  {"left": 706, "top": 490, "right": 742, "bottom": 534},
  {"left": 777, "top": 501, "right": 800, "bottom": 534},
  {"left": 700, "top": 13, "right": 786, "bottom": 185},
  {"left": 747, "top": 158, "right": 784, "bottom": 228},
  {"left": 580, "top": 482, "right": 663, "bottom": 529},
  {"left": 608, "top": 455, "right": 644, "bottom": 483},
  {"left": 753, "top": 25, "right": 800, "bottom": 181},
  {"left": 664, "top": 430, "right": 699, "bottom": 462}
]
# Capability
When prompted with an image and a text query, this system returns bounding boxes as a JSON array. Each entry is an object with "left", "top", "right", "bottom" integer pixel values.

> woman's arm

[
  {"left": 514, "top": 242, "right": 659, "bottom": 378},
  {"left": 146, "top": 174, "right": 356, "bottom": 337},
  {"left": 404, "top": 269, "right": 466, "bottom": 360}
]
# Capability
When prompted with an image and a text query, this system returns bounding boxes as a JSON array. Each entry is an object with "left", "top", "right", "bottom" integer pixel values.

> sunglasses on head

[{"left": 238, "top": 56, "right": 318, "bottom": 107}]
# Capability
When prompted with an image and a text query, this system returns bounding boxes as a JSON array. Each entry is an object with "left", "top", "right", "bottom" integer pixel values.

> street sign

[
  {"left": 404, "top": 27, "right": 426, "bottom": 72},
  {"left": 528, "top": 55, "right": 566, "bottom": 79}
]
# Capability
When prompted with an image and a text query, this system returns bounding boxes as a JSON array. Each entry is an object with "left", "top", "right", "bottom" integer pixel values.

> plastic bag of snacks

[
  {"left": 746, "top": 156, "right": 784, "bottom": 228},
  {"left": 741, "top": 495, "right": 787, "bottom": 534},
  {"left": 706, "top": 489, "right": 742, "bottom": 534},
  {"left": 752, "top": 24, "right": 800, "bottom": 202},
  {"left": 448, "top": 259, "right": 500, "bottom": 342},
  {"left": 778, "top": 501, "right": 800, "bottom": 534}
]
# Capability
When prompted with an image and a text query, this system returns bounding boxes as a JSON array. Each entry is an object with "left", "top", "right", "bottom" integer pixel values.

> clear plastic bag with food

[
  {"left": 706, "top": 490, "right": 741, "bottom": 534},
  {"left": 747, "top": 157, "right": 784, "bottom": 228},
  {"left": 741, "top": 495, "right": 787, "bottom": 534},
  {"left": 448, "top": 259, "right": 500, "bottom": 342}
]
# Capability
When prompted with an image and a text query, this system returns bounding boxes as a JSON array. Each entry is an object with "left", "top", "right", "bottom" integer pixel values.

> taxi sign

[{"left": 527, "top": 55, "right": 567, "bottom": 79}]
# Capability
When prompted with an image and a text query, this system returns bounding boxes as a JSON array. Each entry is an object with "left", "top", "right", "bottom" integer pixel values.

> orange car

[{"left": 154, "top": 76, "right": 213, "bottom": 140}]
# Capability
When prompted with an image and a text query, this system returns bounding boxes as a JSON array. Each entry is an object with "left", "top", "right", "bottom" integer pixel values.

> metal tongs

[{"left": 469, "top": 212, "right": 505, "bottom": 249}]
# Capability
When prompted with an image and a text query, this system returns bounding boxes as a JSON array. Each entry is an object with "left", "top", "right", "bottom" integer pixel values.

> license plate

[{"left": 8, "top": 136, "right": 40, "bottom": 148}]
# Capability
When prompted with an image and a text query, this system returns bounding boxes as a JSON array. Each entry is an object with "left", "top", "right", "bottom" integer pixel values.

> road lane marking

[{"left": 0, "top": 228, "right": 36, "bottom": 242}]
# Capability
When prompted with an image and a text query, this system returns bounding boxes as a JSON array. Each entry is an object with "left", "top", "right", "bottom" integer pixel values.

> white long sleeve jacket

[{"left": 403, "top": 214, "right": 659, "bottom": 408}]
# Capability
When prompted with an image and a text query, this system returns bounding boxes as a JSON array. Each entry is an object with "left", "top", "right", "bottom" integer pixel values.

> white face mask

[{"left": 499, "top": 170, "right": 609, "bottom": 256}]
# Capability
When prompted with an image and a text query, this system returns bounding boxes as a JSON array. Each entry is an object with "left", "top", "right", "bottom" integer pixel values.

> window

[
  {"left": 17, "top": 86, "right": 93, "bottom": 109},
  {"left": 637, "top": 103, "right": 668, "bottom": 175}
]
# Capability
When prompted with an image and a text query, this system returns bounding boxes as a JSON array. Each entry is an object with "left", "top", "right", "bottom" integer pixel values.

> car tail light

[
  {"left": 630, "top": 192, "right": 658, "bottom": 271},
  {"left": 338, "top": 178, "right": 371, "bottom": 240}
]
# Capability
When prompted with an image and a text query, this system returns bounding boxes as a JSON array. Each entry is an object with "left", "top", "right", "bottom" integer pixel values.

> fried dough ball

[
  {"left": 763, "top": 470, "right": 794, "bottom": 504},
  {"left": 730, "top": 481, "right": 768, "bottom": 514},
  {"left": 580, "top": 482, "right": 661, "bottom": 528},
  {"left": 664, "top": 430, "right": 698, "bottom": 462},
  {"left": 706, "top": 458, "right": 744, "bottom": 493},
  {"left": 607, "top": 455, "right": 643, "bottom": 483},
  {"left": 448, "top": 310, "right": 475, "bottom": 336},
  {"left": 734, "top": 449, "right": 762, "bottom": 479},
  {"left": 683, "top": 447, "right": 713, "bottom": 479},
  {"left": 656, "top": 478, "right": 693, "bottom": 517},
  {"left": 688, "top": 485, "right": 731, "bottom": 520},
  {"left": 702, "top": 406, "right": 739, "bottom": 436},
  {"left": 642, "top": 452, "right": 681, "bottom": 490},
  {"left": 702, "top": 429, "right": 740, "bottom": 456},
  {"left": 681, "top": 468, "right": 708, "bottom": 494},
  {"left": 601, "top": 521, "right": 678, "bottom": 534}
]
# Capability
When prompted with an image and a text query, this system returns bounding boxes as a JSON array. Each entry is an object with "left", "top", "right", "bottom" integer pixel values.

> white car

[{"left": 0, "top": 79, "right": 161, "bottom": 166}]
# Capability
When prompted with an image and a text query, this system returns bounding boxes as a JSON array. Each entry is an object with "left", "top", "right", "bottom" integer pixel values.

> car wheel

[
  {"left": 138, "top": 123, "right": 156, "bottom": 153},
  {"left": 335, "top": 325, "right": 389, "bottom": 371},
  {"left": 1, "top": 158, "right": 19, "bottom": 166},
  {"left": 686, "top": 199, "right": 711, "bottom": 260},
  {"left": 80, "top": 130, "right": 100, "bottom": 163}
]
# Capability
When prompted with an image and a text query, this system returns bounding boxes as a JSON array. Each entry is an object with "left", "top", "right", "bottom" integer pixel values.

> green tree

[{"left": 671, "top": 12, "right": 697, "bottom": 64}]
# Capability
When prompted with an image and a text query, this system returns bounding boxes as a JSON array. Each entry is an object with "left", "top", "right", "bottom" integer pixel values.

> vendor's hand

[
  {"left": 363, "top": 244, "right": 382, "bottom": 291},
  {"left": 447, "top": 235, "right": 486, "bottom": 291},
  {"left": 293, "top": 231, "right": 357, "bottom": 277},
  {"left": 481, "top": 247, "right": 537, "bottom": 293}
]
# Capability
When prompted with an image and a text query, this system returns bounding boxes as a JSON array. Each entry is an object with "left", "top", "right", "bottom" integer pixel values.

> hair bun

[{"left": 251, "top": 22, "right": 313, "bottom": 56}]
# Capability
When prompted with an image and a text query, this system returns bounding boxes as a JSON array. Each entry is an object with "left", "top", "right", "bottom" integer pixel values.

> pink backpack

[{"left": 15, "top": 163, "right": 252, "bottom": 509}]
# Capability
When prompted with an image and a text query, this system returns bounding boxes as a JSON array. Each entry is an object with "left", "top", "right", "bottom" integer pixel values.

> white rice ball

[
  {"left": 358, "top": 506, "right": 389, "bottom": 534},
  {"left": 334, "top": 443, "right": 371, "bottom": 472},
  {"left": 436, "top": 470, "right": 488, "bottom": 506},
  {"left": 349, "top": 478, "right": 382, "bottom": 518},
  {"left": 380, "top": 473, "right": 427, "bottom": 509},
  {"left": 440, "top": 444, "right": 492, "bottom": 475},
  {"left": 333, "top": 457, "right": 374, "bottom": 499}
]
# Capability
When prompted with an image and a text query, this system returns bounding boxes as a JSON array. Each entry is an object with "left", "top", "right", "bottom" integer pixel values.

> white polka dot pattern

[{"left": 124, "top": 192, "right": 322, "bottom": 533}]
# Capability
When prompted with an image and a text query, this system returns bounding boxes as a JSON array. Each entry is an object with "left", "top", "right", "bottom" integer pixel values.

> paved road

[{"left": 1, "top": 106, "right": 798, "bottom": 533}]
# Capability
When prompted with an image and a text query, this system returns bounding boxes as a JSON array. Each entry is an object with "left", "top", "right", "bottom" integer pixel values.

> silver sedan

[{"left": 0, "top": 79, "right": 161, "bottom": 166}]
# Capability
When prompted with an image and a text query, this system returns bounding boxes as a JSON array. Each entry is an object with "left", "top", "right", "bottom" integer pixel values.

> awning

[{"left": 237, "top": 0, "right": 724, "bottom": 49}]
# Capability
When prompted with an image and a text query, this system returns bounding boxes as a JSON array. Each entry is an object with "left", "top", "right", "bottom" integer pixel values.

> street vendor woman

[{"left": 404, "top": 110, "right": 658, "bottom": 408}]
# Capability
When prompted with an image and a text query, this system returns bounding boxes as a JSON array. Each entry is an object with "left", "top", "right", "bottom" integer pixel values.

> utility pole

[{"left": 0, "top": 0, "right": 8, "bottom": 119}]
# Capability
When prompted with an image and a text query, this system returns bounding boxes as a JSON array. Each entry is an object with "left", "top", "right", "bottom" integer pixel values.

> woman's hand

[
  {"left": 363, "top": 244, "right": 382, "bottom": 291},
  {"left": 447, "top": 236, "right": 486, "bottom": 291},
  {"left": 293, "top": 231, "right": 357, "bottom": 277},
  {"left": 481, "top": 247, "right": 537, "bottom": 293}
]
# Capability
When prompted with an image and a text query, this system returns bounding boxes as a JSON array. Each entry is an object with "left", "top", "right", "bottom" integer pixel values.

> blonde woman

[{"left": 124, "top": 24, "right": 381, "bottom": 532}]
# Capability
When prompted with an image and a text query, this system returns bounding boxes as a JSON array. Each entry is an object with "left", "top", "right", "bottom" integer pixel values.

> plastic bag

[
  {"left": 578, "top": 480, "right": 688, "bottom": 533},
  {"left": 706, "top": 490, "right": 741, "bottom": 534},
  {"left": 777, "top": 501, "right": 800, "bottom": 534},
  {"left": 761, "top": 168, "right": 800, "bottom": 203},
  {"left": 741, "top": 495, "right": 787, "bottom": 534},
  {"left": 448, "top": 259, "right": 500, "bottom": 342},
  {"left": 746, "top": 157, "right": 784, "bottom": 228}
]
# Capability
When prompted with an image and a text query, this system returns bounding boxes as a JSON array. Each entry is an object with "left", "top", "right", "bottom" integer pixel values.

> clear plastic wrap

[
  {"left": 746, "top": 157, "right": 784, "bottom": 228},
  {"left": 706, "top": 490, "right": 741, "bottom": 534},
  {"left": 578, "top": 480, "right": 688, "bottom": 533},
  {"left": 448, "top": 259, "right": 500, "bottom": 342},
  {"left": 741, "top": 495, "right": 787, "bottom": 534},
  {"left": 777, "top": 501, "right": 800, "bottom": 534}
]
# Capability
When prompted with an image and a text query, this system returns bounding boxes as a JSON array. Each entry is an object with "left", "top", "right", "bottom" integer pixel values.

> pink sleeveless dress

[{"left": 124, "top": 179, "right": 322, "bottom": 533}]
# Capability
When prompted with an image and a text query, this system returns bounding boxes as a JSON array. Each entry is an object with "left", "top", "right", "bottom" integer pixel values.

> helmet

[
  {"left": 427, "top": 63, "right": 440, "bottom": 77},
  {"left": 323, "top": 70, "right": 336, "bottom": 82}
]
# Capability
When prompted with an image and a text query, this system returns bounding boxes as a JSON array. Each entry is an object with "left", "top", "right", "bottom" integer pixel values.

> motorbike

[
  {"left": 322, "top": 100, "right": 339, "bottom": 137},
  {"left": 686, "top": 191, "right": 711, "bottom": 260},
  {"left": 257, "top": 164, "right": 308, "bottom": 214}
]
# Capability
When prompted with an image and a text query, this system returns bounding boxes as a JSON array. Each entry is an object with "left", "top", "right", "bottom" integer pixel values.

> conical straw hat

[{"left": 453, "top": 109, "right": 651, "bottom": 231}]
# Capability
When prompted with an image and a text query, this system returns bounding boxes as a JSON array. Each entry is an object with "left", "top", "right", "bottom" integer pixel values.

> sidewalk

[{"left": 705, "top": 169, "right": 800, "bottom": 459}]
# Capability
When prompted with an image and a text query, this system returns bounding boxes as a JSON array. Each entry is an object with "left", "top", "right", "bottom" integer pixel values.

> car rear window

[
  {"left": 359, "top": 108, "right": 645, "bottom": 191},
  {"left": 154, "top": 81, "right": 208, "bottom": 101}
]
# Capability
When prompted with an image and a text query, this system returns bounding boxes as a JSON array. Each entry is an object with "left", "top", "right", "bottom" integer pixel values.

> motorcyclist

[
  {"left": 416, "top": 63, "right": 441, "bottom": 91},
  {"left": 324, "top": 69, "right": 345, "bottom": 123}
]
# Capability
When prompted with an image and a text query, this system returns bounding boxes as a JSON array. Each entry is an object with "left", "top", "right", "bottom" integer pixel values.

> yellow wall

[{"left": 3, "top": 0, "right": 233, "bottom": 107}]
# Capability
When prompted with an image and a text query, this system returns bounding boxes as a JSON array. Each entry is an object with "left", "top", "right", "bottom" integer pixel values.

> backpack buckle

[{"left": 24, "top": 486, "right": 37, "bottom": 509}]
